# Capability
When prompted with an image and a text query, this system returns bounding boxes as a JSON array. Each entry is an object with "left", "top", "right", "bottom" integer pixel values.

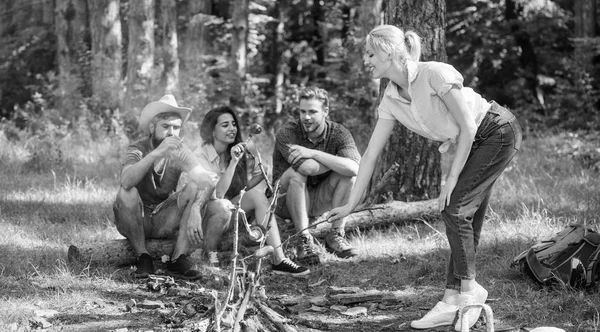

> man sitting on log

[
  {"left": 272, "top": 86, "right": 361, "bottom": 265},
  {"left": 113, "top": 94, "right": 232, "bottom": 280}
]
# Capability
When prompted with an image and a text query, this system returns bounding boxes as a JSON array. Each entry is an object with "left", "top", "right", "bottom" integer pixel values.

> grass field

[{"left": 1, "top": 130, "right": 599, "bottom": 331}]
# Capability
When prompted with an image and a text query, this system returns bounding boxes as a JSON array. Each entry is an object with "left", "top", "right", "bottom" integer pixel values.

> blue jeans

[{"left": 442, "top": 102, "right": 522, "bottom": 290}]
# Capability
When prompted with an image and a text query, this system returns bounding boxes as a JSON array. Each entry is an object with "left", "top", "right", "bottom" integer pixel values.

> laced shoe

[
  {"left": 166, "top": 254, "right": 202, "bottom": 280},
  {"left": 325, "top": 229, "right": 357, "bottom": 258},
  {"left": 272, "top": 258, "right": 310, "bottom": 277},
  {"left": 297, "top": 235, "right": 321, "bottom": 265},
  {"left": 454, "top": 294, "right": 480, "bottom": 331},
  {"left": 134, "top": 253, "right": 155, "bottom": 278},
  {"left": 207, "top": 251, "right": 220, "bottom": 268},
  {"left": 410, "top": 301, "right": 458, "bottom": 329}
]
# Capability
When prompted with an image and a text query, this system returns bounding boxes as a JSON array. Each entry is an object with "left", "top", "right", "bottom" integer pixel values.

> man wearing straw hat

[{"left": 113, "top": 94, "right": 232, "bottom": 280}]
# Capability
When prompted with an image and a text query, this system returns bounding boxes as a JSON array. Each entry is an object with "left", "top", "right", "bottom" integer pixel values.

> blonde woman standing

[{"left": 328, "top": 25, "right": 522, "bottom": 330}]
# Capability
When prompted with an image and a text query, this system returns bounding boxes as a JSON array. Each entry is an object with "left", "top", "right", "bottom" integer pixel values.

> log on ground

[
  {"left": 68, "top": 199, "right": 438, "bottom": 266},
  {"left": 309, "top": 198, "right": 438, "bottom": 237}
]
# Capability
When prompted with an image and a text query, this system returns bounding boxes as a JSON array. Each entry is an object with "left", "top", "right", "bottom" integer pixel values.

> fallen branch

[
  {"left": 256, "top": 301, "right": 298, "bottom": 332},
  {"left": 68, "top": 198, "right": 439, "bottom": 266}
]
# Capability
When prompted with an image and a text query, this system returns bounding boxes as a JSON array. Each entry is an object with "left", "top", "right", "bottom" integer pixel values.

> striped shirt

[{"left": 378, "top": 60, "right": 490, "bottom": 153}]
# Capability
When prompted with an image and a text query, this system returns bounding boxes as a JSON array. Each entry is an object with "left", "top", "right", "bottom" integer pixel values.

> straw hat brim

[{"left": 139, "top": 101, "right": 192, "bottom": 134}]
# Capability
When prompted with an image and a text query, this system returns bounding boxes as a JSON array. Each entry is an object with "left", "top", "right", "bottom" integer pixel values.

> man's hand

[
  {"left": 187, "top": 219, "right": 203, "bottom": 245},
  {"left": 153, "top": 136, "right": 182, "bottom": 158},
  {"left": 287, "top": 144, "right": 315, "bottom": 164},
  {"left": 326, "top": 204, "right": 354, "bottom": 223}
]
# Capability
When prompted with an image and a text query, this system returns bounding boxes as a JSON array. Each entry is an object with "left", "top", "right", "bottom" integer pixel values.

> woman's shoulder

[{"left": 417, "top": 61, "right": 460, "bottom": 74}]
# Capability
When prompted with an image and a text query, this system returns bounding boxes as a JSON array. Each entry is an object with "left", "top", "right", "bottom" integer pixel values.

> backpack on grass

[{"left": 511, "top": 224, "right": 600, "bottom": 289}]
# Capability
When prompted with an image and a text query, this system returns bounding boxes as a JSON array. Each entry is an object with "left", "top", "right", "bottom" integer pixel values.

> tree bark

[
  {"left": 574, "top": 0, "right": 596, "bottom": 38},
  {"left": 230, "top": 0, "right": 249, "bottom": 107},
  {"left": 87, "top": 0, "right": 122, "bottom": 111},
  {"left": 55, "top": 0, "right": 89, "bottom": 117},
  {"left": 160, "top": 0, "right": 179, "bottom": 95},
  {"left": 181, "top": 0, "right": 212, "bottom": 70},
  {"left": 123, "top": 0, "right": 155, "bottom": 128},
  {"left": 369, "top": 0, "right": 446, "bottom": 203}
]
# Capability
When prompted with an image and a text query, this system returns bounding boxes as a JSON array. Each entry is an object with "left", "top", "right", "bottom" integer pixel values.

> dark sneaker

[
  {"left": 272, "top": 258, "right": 310, "bottom": 277},
  {"left": 166, "top": 254, "right": 202, "bottom": 280},
  {"left": 325, "top": 230, "right": 357, "bottom": 258},
  {"left": 297, "top": 235, "right": 321, "bottom": 265},
  {"left": 134, "top": 253, "right": 155, "bottom": 278}
]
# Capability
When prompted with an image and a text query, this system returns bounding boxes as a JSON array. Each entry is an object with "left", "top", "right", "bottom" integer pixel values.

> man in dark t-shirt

[
  {"left": 273, "top": 87, "right": 361, "bottom": 265},
  {"left": 113, "top": 94, "right": 232, "bottom": 280}
]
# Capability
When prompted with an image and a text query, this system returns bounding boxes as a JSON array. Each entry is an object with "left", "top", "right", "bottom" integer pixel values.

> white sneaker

[
  {"left": 454, "top": 294, "right": 480, "bottom": 331},
  {"left": 454, "top": 283, "right": 489, "bottom": 331},
  {"left": 411, "top": 301, "right": 458, "bottom": 329}
]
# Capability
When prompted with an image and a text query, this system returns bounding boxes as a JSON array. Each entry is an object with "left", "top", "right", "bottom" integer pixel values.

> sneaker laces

[
  {"left": 280, "top": 258, "right": 300, "bottom": 269},
  {"left": 302, "top": 237, "right": 317, "bottom": 255},
  {"left": 332, "top": 232, "right": 351, "bottom": 249},
  {"left": 208, "top": 251, "right": 219, "bottom": 265}
]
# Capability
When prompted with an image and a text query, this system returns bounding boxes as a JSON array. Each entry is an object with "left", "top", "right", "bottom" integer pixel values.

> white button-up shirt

[{"left": 378, "top": 60, "right": 490, "bottom": 153}]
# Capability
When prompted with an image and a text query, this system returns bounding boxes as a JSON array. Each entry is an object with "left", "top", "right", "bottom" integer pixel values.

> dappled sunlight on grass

[{"left": 1, "top": 133, "right": 600, "bottom": 329}]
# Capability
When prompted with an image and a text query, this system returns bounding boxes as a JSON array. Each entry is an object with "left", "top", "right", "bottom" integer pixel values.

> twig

[
  {"left": 232, "top": 272, "right": 255, "bottom": 332},
  {"left": 214, "top": 188, "right": 247, "bottom": 331}
]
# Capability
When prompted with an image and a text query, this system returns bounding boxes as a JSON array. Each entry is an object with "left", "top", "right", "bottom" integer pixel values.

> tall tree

[
  {"left": 55, "top": 0, "right": 89, "bottom": 117},
  {"left": 268, "top": 0, "right": 290, "bottom": 118},
  {"left": 505, "top": 0, "right": 541, "bottom": 109},
  {"left": 160, "top": 0, "right": 179, "bottom": 95},
  {"left": 574, "top": 0, "right": 596, "bottom": 38},
  {"left": 370, "top": 0, "right": 446, "bottom": 202},
  {"left": 87, "top": 0, "right": 122, "bottom": 111},
  {"left": 123, "top": 0, "right": 155, "bottom": 130},
  {"left": 311, "top": 0, "right": 325, "bottom": 66},
  {"left": 231, "top": 0, "right": 249, "bottom": 107},
  {"left": 181, "top": 0, "right": 212, "bottom": 70}
]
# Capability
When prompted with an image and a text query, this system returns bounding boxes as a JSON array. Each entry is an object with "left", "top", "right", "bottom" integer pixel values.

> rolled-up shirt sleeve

[{"left": 428, "top": 64, "right": 464, "bottom": 97}]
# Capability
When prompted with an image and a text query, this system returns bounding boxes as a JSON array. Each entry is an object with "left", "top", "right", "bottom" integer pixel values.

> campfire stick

[{"left": 214, "top": 188, "right": 247, "bottom": 331}]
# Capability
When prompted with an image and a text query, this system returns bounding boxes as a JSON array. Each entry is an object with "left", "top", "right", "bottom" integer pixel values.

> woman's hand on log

[{"left": 326, "top": 204, "right": 353, "bottom": 223}]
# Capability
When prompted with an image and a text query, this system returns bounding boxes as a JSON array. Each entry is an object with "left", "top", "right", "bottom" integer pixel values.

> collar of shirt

[{"left": 299, "top": 119, "right": 328, "bottom": 144}]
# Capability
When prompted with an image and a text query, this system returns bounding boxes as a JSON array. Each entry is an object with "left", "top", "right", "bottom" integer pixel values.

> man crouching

[{"left": 113, "top": 94, "right": 232, "bottom": 280}]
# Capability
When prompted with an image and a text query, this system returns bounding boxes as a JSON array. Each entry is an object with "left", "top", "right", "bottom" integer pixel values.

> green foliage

[
  {"left": 0, "top": 26, "right": 56, "bottom": 119},
  {"left": 447, "top": 0, "right": 600, "bottom": 132}
]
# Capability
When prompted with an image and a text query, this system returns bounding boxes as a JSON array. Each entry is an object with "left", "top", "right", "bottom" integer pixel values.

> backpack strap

[
  {"left": 585, "top": 245, "right": 600, "bottom": 287},
  {"left": 525, "top": 248, "right": 553, "bottom": 284}
]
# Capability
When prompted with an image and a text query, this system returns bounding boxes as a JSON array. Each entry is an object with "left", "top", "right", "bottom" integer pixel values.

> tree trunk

[
  {"left": 311, "top": 0, "right": 325, "bottom": 67},
  {"left": 87, "top": 0, "right": 122, "bottom": 111},
  {"left": 123, "top": 0, "right": 155, "bottom": 129},
  {"left": 574, "top": 0, "right": 596, "bottom": 38},
  {"left": 370, "top": 0, "right": 446, "bottom": 203},
  {"left": 181, "top": 0, "right": 212, "bottom": 70},
  {"left": 55, "top": 0, "right": 89, "bottom": 118},
  {"left": 231, "top": 0, "right": 249, "bottom": 107},
  {"left": 505, "top": 0, "right": 541, "bottom": 109},
  {"left": 266, "top": 0, "right": 289, "bottom": 125},
  {"left": 160, "top": 0, "right": 179, "bottom": 95},
  {"left": 0, "top": 0, "right": 10, "bottom": 37}
]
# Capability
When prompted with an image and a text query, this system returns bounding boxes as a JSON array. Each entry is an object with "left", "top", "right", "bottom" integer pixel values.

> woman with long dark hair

[{"left": 197, "top": 106, "right": 309, "bottom": 277}]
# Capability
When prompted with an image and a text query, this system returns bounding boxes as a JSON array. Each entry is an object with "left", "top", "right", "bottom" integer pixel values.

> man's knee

[
  {"left": 203, "top": 199, "right": 234, "bottom": 229},
  {"left": 282, "top": 168, "right": 307, "bottom": 190},
  {"left": 113, "top": 187, "right": 142, "bottom": 222}
]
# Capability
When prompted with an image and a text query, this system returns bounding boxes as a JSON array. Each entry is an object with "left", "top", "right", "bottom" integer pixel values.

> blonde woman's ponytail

[{"left": 404, "top": 31, "right": 422, "bottom": 62}]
